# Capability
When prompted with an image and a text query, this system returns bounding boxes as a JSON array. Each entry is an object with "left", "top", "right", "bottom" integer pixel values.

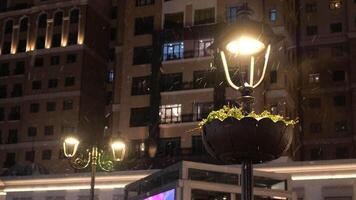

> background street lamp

[
  {"left": 63, "top": 135, "right": 126, "bottom": 200},
  {"left": 203, "top": 7, "right": 292, "bottom": 200}
]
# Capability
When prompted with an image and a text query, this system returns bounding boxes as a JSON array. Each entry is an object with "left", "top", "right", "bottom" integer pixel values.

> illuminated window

[
  {"left": 195, "top": 39, "right": 213, "bottom": 57},
  {"left": 269, "top": 9, "right": 277, "bottom": 22},
  {"left": 107, "top": 69, "right": 114, "bottom": 83},
  {"left": 163, "top": 42, "right": 184, "bottom": 61},
  {"left": 159, "top": 104, "right": 182, "bottom": 124},
  {"left": 194, "top": 102, "right": 213, "bottom": 121},
  {"left": 329, "top": 0, "right": 341, "bottom": 9},
  {"left": 308, "top": 73, "right": 320, "bottom": 83}
]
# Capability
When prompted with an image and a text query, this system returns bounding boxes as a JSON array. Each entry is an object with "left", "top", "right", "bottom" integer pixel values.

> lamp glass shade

[
  {"left": 226, "top": 36, "right": 265, "bottom": 55},
  {"left": 111, "top": 140, "right": 126, "bottom": 161},
  {"left": 63, "top": 137, "right": 79, "bottom": 158}
]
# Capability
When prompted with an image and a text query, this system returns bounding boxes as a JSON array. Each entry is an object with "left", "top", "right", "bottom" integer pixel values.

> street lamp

[
  {"left": 203, "top": 8, "right": 291, "bottom": 200},
  {"left": 63, "top": 135, "right": 126, "bottom": 200}
]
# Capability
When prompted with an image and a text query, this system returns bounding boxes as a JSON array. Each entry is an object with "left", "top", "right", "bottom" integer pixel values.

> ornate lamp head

[
  {"left": 63, "top": 136, "right": 80, "bottom": 158},
  {"left": 111, "top": 139, "right": 126, "bottom": 161},
  {"left": 211, "top": 10, "right": 282, "bottom": 91}
]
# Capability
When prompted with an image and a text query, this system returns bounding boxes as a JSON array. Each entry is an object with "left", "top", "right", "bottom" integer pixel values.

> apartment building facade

[
  {"left": 0, "top": 0, "right": 110, "bottom": 174},
  {"left": 297, "top": 0, "right": 356, "bottom": 161},
  {"left": 112, "top": 0, "right": 298, "bottom": 169}
]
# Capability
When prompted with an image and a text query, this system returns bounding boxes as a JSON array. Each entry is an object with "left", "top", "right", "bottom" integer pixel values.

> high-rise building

[
  {"left": 2, "top": 0, "right": 355, "bottom": 175},
  {"left": 296, "top": 0, "right": 356, "bottom": 161},
  {"left": 0, "top": 0, "right": 111, "bottom": 174}
]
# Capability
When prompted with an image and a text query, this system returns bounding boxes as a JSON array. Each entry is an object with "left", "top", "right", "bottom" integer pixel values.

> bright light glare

[
  {"left": 111, "top": 140, "right": 126, "bottom": 161},
  {"left": 111, "top": 141, "right": 126, "bottom": 150},
  {"left": 226, "top": 36, "right": 265, "bottom": 55},
  {"left": 63, "top": 137, "right": 79, "bottom": 158}
]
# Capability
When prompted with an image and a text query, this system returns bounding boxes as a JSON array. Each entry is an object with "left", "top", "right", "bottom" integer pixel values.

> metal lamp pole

[{"left": 63, "top": 137, "right": 126, "bottom": 200}]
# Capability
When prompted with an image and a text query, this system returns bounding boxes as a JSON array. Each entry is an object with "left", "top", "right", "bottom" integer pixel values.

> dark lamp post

[
  {"left": 63, "top": 136, "right": 126, "bottom": 200},
  {"left": 203, "top": 8, "right": 292, "bottom": 200}
]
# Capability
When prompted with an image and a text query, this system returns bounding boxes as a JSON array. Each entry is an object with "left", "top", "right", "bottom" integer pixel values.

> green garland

[{"left": 199, "top": 106, "right": 298, "bottom": 128}]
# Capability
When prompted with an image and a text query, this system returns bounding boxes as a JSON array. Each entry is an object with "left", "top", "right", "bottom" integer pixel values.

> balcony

[
  {"left": 160, "top": 113, "right": 209, "bottom": 125},
  {"left": 161, "top": 81, "right": 214, "bottom": 93}
]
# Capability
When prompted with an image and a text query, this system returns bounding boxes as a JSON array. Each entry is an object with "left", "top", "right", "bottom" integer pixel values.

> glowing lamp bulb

[
  {"left": 111, "top": 141, "right": 126, "bottom": 161},
  {"left": 63, "top": 137, "right": 79, "bottom": 158},
  {"left": 226, "top": 36, "right": 266, "bottom": 55}
]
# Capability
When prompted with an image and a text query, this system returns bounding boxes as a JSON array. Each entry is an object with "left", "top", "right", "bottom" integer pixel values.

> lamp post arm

[
  {"left": 220, "top": 51, "right": 241, "bottom": 90},
  {"left": 252, "top": 44, "right": 271, "bottom": 88},
  {"left": 69, "top": 150, "right": 91, "bottom": 170},
  {"left": 97, "top": 150, "right": 114, "bottom": 172}
]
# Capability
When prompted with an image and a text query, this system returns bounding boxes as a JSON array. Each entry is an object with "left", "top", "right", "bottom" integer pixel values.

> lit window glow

[
  {"left": 226, "top": 36, "right": 265, "bottom": 55},
  {"left": 159, "top": 104, "right": 182, "bottom": 124}
]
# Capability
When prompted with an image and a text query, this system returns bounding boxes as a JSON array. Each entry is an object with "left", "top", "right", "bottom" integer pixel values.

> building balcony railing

[
  {"left": 161, "top": 81, "right": 214, "bottom": 93},
  {"left": 160, "top": 113, "right": 209, "bottom": 125},
  {"left": 163, "top": 50, "right": 211, "bottom": 62}
]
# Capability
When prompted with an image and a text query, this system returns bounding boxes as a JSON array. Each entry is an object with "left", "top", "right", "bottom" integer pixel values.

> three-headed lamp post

[{"left": 63, "top": 135, "right": 126, "bottom": 200}]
